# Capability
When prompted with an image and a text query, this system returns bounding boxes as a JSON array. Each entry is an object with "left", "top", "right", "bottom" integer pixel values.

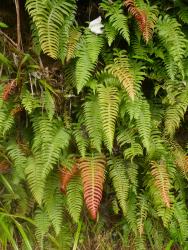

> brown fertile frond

[
  {"left": 151, "top": 161, "right": 171, "bottom": 208},
  {"left": 124, "top": 0, "right": 155, "bottom": 43},
  {"left": 79, "top": 155, "right": 106, "bottom": 220},
  {"left": 2, "top": 79, "right": 17, "bottom": 101},
  {"left": 60, "top": 164, "right": 79, "bottom": 193}
]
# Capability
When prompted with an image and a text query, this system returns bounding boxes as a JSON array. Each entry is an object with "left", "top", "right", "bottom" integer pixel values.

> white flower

[{"left": 88, "top": 16, "right": 104, "bottom": 35}]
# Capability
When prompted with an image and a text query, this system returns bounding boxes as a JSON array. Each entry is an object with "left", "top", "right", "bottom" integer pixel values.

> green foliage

[
  {"left": 100, "top": 0, "right": 130, "bottom": 44},
  {"left": 98, "top": 85, "right": 119, "bottom": 152},
  {"left": 108, "top": 158, "right": 129, "bottom": 216},
  {"left": 1, "top": 0, "right": 188, "bottom": 249},
  {"left": 156, "top": 15, "right": 187, "bottom": 79},
  {"left": 66, "top": 175, "right": 83, "bottom": 223},
  {"left": 25, "top": 0, "right": 77, "bottom": 58}
]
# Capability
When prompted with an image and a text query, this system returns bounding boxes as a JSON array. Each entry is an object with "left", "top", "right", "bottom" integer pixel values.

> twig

[
  {"left": 0, "top": 30, "right": 17, "bottom": 48},
  {"left": 14, "top": 0, "right": 22, "bottom": 50}
]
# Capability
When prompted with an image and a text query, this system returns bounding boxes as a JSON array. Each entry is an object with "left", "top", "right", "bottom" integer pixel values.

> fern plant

[{"left": 1, "top": 0, "right": 188, "bottom": 249}]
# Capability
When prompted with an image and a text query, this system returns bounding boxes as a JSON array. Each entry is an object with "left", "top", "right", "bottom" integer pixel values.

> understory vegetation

[{"left": 0, "top": 0, "right": 188, "bottom": 249}]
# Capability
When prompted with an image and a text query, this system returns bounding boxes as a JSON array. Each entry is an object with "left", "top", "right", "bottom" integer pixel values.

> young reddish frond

[
  {"left": 2, "top": 79, "right": 17, "bottom": 101},
  {"left": 124, "top": 0, "right": 155, "bottom": 43},
  {"left": 79, "top": 155, "right": 106, "bottom": 220},
  {"left": 60, "top": 164, "right": 79, "bottom": 193}
]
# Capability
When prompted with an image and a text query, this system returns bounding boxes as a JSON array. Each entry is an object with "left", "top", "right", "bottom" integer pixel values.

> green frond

[
  {"left": 73, "top": 125, "right": 88, "bottom": 157},
  {"left": 83, "top": 95, "right": 103, "bottom": 152},
  {"left": 26, "top": 0, "right": 76, "bottom": 58},
  {"left": 34, "top": 208, "right": 51, "bottom": 249},
  {"left": 75, "top": 32, "right": 104, "bottom": 92},
  {"left": 58, "top": 13, "right": 76, "bottom": 62},
  {"left": 98, "top": 85, "right": 119, "bottom": 152},
  {"left": 173, "top": 201, "right": 188, "bottom": 243},
  {"left": 123, "top": 143, "right": 143, "bottom": 160},
  {"left": 164, "top": 85, "right": 188, "bottom": 137},
  {"left": 127, "top": 163, "right": 138, "bottom": 193},
  {"left": 66, "top": 175, "right": 83, "bottom": 223},
  {"left": 157, "top": 207, "right": 174, "bottom": 228},
  {"left": 42, "top": 90, "right": 55, "bottom": 120},
  {"left": 32, "top": 115, "right": 70, "bottom": 178},
  {"left": 135, "top": 99, "right": 151, "bottom": 151},
  {"left": 178, "top": 7, "right": 188, "bottom": 24},
  {"left": 56, "top": 224, "right": 73, "bottom": 250},
  {"left": 137, "top": 194, "right": 149, "bottom": 237},
  {"left": 0, "top": 100, "right": 15, "bottom": 138},
  {"left": 30, "top": 22, "right": 41, "bottom": 55},
  {"left": 156, "top": 15, "right": 187, "bottom": 79},
  {"left": 100, "top": 0, "right": 130, "bottom": 44},
  {"left": 66, "top": 27, "right": 81, "bottom": 62},
  {"left": 85, "top": 31, "right": 104, "bottom": 64},
  {"left": 126, "top": 193, "right": 137, "bottom": 234},
  {"left": 2, "top": 113, "right": 14, "bottom": 137},
  {"left": 6, "top": 142, "right": 27, "bottom": 181},
  {"left": 108, "top": 158, "right": 129, "bottom": 216},
  {"left": 44, "top": 174, "right": 64, "bottom": 235},
  {"left": 21, "top": 89, "right": 40, "bottom": 114},
  {"left": 104, "top": 22, "right": 118, "bottom": 46},
  {"left": 25, "top": 155, "right": 45, "bottom": 204}
]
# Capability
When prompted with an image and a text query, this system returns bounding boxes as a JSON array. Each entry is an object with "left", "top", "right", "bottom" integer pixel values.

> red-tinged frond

[
  {"left": 124, "top": 0, "right": 154, "bottom": 43},
  {"left": 11, "top": 106, "right": 22, "bottom": 116},
  {"left": 2, "top": 79, "right": 17, "bottom": 101},
  {"left": 151, "top": 161, "right": 171, "bottom": 208},
  {"left": 79, "top": 155, "right": 106, "bottom": 220},
  {"left": 60, "top": 164, "right": 79, "bottom": 193}
]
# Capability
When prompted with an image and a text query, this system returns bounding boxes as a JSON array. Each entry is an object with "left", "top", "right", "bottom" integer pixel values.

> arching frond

[
  {"left": 32, "top": 115, "right": 70, "bottom": 179},
  {"left": 83, "top": 95, "right": 103, "bottom": 152},
  {"left": 100, "top": 0, "right": 130, "bottom": 44},
  {"left": 108, "top": 158, "right": 129, "bottom": 216},
  {"left": 98, "top": 85, "right": 119, "bottom": 152},
  {"left": 137, "top": 194, "right": 148, "bottom": 237},
  {"left": 34, "top": 208, "right": 50, "bottom": 249},
  {"left": 44, "top": 174, "right": 64, "bottom": 235},
  {"left": 26, "top": 0, "right": 76, "bottom": 58},
  {"left": 66, "top": 27, "right": 81, "bottom": 62},
  {"left": 66, "top": 175, "right": 83, "bottom": 223},
  {"left": 135, "top": 99, "right": 151, "bottom": 151},
  {"left": 156, "top": 15, "right": 187, "bottom": 79},
  {"left": 76, "top": 32, "right": 104, "bottom": 92},
  {"left": 125, "top": 0, "right": 158, "bottom": 43},
  {"left": 164, "top": 86, "right": 188, "bottom": 137},
  {"left": 73, "top": 125, "right": 88, "bottom": 157},
  {"left": 25, "top": 155, "right": 45, "bottom": 204},
  {"left": 178, "top": 7, "right": 188, "bottom": 24}
]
